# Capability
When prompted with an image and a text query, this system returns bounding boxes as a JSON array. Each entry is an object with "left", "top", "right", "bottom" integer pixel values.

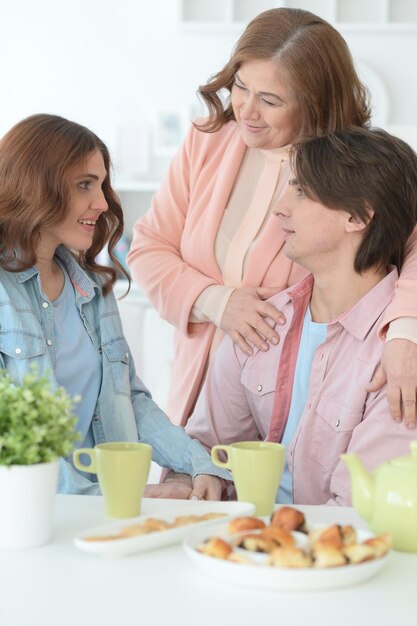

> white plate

[
  {"left": 183, "top": 523, "right": 390, "bottom": 591},
  {"left": 74, "top": 500, "right": 255, "bottom": 558}
]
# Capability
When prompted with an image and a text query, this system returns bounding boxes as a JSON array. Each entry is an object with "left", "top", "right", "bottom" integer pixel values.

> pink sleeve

[
  {"left": 328, "top": 389, "right": 414, "bottom": 505},
  {"left": 127, "top": 125, "right": 218, "bottom": 337},
  {"left": 379, "top": 225, "right": 417, "bottom": 337},
  {"left": 185, "top": 336, "right": 260, "bottom": 450}
]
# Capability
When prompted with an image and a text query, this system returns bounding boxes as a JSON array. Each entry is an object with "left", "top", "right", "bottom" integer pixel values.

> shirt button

[
  {"left": 336, "top": 419, "right": 341, "bottom": 427},
  {"left": 42, "top": 302, "right": 49, "bottom": 309},
  {"left": 15, "top": 347, "right": 22, "bottom": 355},
  {"left": 46, "top": 339, "right": 53, "bottom": 346},
  {"left": 93, "top": 415, "right": 100, "bottom": 422},
  {"left": 257, "top": 384, "right": 263, "bottom": 392}
]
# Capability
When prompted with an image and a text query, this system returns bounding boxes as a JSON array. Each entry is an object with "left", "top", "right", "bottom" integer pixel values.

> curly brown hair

[
  {"left": 0, "top": 113, "right": 129, "bottom": 295},
  {"left": 197, "top": 8, "right": 370, "bottom": 138}
]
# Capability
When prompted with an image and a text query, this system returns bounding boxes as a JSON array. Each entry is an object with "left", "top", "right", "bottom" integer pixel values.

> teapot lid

[{"left": 390, "top": 440, "right": 417, "bottom": 470}]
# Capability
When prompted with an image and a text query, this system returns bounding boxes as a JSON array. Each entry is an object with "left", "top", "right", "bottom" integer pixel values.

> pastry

[
  {"left": 261, "top": 526, "right": 295, "bottom": 548},
  {"left": 269, "top": 546, "right": 312, "bottom": 568},
  {"left": 228, "top": 516, "right": 266, "bottom": 534},
  {"left": 362, "top": 533, "right": 391, "bottom": 558},
  {"left": 119, "top": 525, "right": 154, "bottom": 537},
  {"left": 227, "top": 552, "right": 253, "bottom": 564},
  {"left": 233, "top": 533, "right": 277, "bottom": 553},
  {"left": 142, "top": 517, "right": 173, "bottom": 531},
  {"left": 309, "top": 524, "right": 357, "bottom": 549},
  {"left": 343, "top": 543, "right": 375, "bottom": 564},
  {"left": 173, "top": 515, "right": 202, "bottom": 527},
  {"left": 84, "top": 534, "right": 122, "bottom": 542},
  {"left": 199, "top": 513, "right": 227, "bottom": 521},
  {"left": 341, "top": 525, "right": 357, "bottom": 545},
  {"left": 198, "top": 537, "right": 232, "bottom": 559},
  {"left": 270, "top": 507, "right": 306, "bottom": 532},
  {"left": 309, "top": 525, "right": 344, "bottom": 549},
  {"left": 312, "top": 545, "right": 347, "bottom": 568}
]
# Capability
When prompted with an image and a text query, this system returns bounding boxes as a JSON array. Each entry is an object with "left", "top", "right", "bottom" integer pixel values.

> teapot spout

[{"left": 340, "top": 453, "right": 375, "bottom": 522}]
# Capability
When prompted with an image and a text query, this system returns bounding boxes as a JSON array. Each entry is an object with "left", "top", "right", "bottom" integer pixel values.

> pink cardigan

[{"left": 127, "top": 121, "right": 417, "bottom": 426}]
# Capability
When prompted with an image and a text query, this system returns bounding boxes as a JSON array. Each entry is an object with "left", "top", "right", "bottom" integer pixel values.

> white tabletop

[{"left": 1, "top": 495, "right": 416, "bottom": 626}]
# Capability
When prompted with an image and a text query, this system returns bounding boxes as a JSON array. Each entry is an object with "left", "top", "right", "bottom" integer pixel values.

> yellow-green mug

[
  {"left": 73, "top": 442, "right": 152, "bottom": 518},
  {"left": 211, "top": 441, "right": 285, "bottom": 516}
]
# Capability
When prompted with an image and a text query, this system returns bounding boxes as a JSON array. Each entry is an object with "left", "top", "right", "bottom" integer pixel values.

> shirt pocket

[
  {"left": 101, "top": 337, "right": 131, "bottom": 396},
  {"left": 0, "top": 331, "right": 46, "bottom": 359},
  {"left": 309, "top": 397, "right": 364, "bottom": 471},
  {"left": 241, "top": 367, "right": 276, "bottom": 399},
  {"left": 0, "top": 331, "right": 46, "bottom": 381}
]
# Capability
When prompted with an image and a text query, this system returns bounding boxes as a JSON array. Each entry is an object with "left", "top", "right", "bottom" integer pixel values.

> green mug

[
  {"left": 73, "top": 442, "right": 152, "bottom": 518},
  {"left": 211, "top": 441, "right": 285, "bottom": 516}
]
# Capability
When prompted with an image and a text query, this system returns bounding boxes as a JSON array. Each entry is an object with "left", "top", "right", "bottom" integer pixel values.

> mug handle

[
  {"left": 211, "top": 445, "right": 231, "bottom": 469},
  {"left": 73, "top": 448, "right": 96, "bottom": 473}
]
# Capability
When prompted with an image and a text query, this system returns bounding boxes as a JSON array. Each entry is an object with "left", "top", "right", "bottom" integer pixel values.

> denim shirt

[{"left": 0, "top": 246, "right": 230, "bottom": 494}]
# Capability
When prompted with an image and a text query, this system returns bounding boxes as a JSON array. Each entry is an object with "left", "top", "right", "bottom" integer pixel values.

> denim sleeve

[
  {"left": 128, "top": 353, "right": 230, "bottom": 482},
  {"left": 58, "top": 458, "right": 101, "bottom": 495}
]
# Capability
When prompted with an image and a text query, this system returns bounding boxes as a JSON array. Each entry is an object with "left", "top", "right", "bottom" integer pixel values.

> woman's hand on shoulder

[
  {"left": 367, "top": 338, "right": 417, "bottom": 429},
  {"left": 220, "top": 286, "right": 286, "bottom": 356}
]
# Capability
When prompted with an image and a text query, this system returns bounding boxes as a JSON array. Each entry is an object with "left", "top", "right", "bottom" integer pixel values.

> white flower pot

[{"left": 0, "top": 460, "right": 59, "bottom": 549}]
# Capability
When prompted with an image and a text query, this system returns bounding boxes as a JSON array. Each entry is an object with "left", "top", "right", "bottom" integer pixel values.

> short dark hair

[
  {"left": 196, "top": 8, "right": 370, "bottom": 135},
  {"left": 0, "top": 113, "right": 128, "bottom": 294},
  {"left": 293, "top": 127, "right": 417, "bottom": 272}
]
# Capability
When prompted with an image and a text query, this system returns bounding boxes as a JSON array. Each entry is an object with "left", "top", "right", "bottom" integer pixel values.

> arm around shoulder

[{"left": 380, "top": 226, "right": 417, "bottom": 335}]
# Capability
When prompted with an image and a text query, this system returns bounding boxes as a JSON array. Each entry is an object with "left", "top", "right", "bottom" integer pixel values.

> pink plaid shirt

[{"left": 185, "top": 269, "right": 415, "bottom": 505}]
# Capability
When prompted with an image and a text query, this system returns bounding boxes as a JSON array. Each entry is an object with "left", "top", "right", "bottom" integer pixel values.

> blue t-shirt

[
  {"left": 53, "top": 264, "right": 102, "bottom": 476},
  {"left": 278, "top": 306, "right": 327, "bottom": 503}
]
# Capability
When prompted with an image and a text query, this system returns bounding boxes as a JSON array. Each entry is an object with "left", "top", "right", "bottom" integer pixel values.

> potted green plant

[{"left": 0, "top": 368, "right": 79, "bottom": 549}]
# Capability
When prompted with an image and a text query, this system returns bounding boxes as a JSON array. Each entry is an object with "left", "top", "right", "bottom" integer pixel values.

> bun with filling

[
  {"left": 228, "top": 516, "right": 266, "bottom": 534},
  {"left": 270, "top": 507, "right": 306, "bottom": 532}
]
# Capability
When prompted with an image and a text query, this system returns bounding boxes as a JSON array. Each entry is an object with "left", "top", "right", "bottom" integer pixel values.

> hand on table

[
  {"left": 144, "top": 473, "right": 192, "bottom": 499},
  {"left": 367, "top": 338, "right": 417, "bottom": 429},
  {"left": 220, "top": 286, "right": 286, "bottom": 356},
  {"left": 145, "top": 473, "right": 222, "bottom": 500},
  {"left": 189, "top": 474, "right": 222, "bottom": 501}
]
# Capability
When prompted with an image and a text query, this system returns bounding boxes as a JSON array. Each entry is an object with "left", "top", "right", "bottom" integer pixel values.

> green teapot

[{"left": 341, "top": 440, "right": 417, "bottom": 553}]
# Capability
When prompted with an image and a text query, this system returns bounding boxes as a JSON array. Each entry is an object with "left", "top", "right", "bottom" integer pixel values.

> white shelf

[
  {"left": 179, "top": 0, "right": 417, "bottom": 31},
  {"left": 180, "top": 20, "right": 417, "bottom": 33}
]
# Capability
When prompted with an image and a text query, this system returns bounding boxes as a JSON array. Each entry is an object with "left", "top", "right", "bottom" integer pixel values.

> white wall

[{"left": 1, "top": 0, "right": 416, "bottom": 170}]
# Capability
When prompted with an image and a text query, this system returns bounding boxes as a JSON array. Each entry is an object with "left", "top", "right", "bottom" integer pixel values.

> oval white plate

[
  {"left": 74, "top": 500, "right": 255, "bottom": 558},
  {"left": 183, "top": 523, "right": 390, "bottom": 591}
]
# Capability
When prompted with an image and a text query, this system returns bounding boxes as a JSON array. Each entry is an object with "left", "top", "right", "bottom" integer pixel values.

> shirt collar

[
  {"left": 286, "top": 268, "right": 398, "bottom": 341},
  {"left": 16, "top": 245, "right": 100, "bottom": 299},
  {"left": 331, "top": 267, "right": 398, "bottom": 340}
]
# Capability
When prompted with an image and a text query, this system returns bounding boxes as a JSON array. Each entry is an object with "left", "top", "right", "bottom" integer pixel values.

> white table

[{"left": 1, "top": 496, "right": 416, "bottom": 626}]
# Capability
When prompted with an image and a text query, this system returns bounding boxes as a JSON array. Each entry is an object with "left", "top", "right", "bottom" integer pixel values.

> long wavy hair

[
  {"left": 0, "top": 113, "right": 128, "bottom": 295},
  {"left": 197, "top": 8, "right": 370, "bottom": 138}
]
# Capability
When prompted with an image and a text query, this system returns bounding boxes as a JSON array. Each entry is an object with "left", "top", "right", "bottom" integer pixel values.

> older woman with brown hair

[
  {"left": 128, "top": 7, "right": 417, "bottom": 430},
  {"left": 0, "top": 113, "right": 231, "bottom": 497}
]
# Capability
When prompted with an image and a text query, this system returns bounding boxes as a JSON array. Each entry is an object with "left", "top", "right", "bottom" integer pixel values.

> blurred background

[{"left": 2, "top": 0, "right": 416, "bottom": 410}]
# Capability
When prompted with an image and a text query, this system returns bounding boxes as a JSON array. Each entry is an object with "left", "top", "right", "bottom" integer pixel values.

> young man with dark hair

[{"left": 183, "top": 127, "right": 417, "bottom": 505}]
